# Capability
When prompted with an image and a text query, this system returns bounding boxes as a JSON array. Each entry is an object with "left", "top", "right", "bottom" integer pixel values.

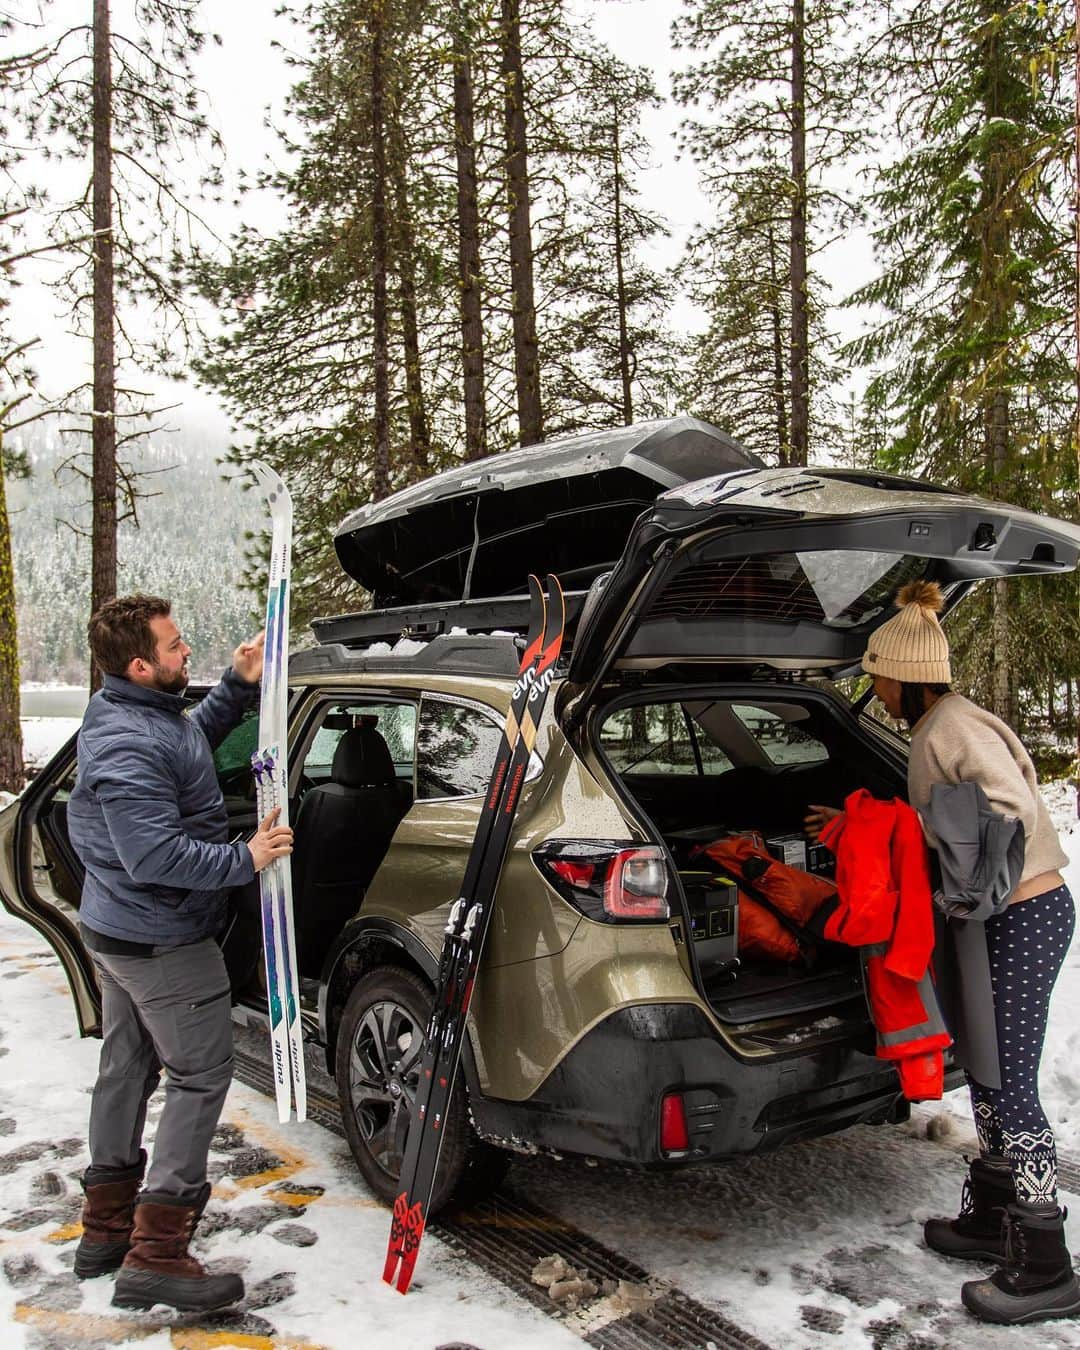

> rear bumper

[{"left": 470, "top": 1002, "right": 961, "bottom": 1165}]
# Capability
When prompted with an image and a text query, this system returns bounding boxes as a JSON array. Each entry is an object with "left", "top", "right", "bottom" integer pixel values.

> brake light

[
  {"left": 549, "top": 859, "right": 597, "bottom": 889},
  {"left": 604, "top": 848, "right": 670, "bottom": 918},
  {"left": 533, "top": 841, "right": 670, "bottom": 923},
  {"left": 659, "top": 1092, "right": 690, "bottom": 1154}
]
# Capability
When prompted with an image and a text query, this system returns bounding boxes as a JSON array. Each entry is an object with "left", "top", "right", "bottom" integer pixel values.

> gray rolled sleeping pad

[{"left": 923, "top": 779, "right": 1025, "bottom": 1091}]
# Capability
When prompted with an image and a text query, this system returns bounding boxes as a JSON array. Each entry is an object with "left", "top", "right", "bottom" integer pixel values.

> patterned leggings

[{"left": 967, "top": 884, "right": 1075, "bottom": 1208}]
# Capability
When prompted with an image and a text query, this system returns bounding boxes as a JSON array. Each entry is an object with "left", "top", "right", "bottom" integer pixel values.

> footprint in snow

[
  {"left": 29, "top": 1171, "right": 65, "bottom": 1201},
  {"left": 270, "top": 1222, "right": 318, "bottom": 1248},
  {"left": 2, "top": 1253, "right": 42, "bottom": 1287},
  {"left": 800, "top": 1305, "right": 845, "bottom": 1335}
]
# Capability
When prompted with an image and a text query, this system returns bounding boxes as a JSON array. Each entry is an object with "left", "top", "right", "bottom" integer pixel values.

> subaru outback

[{"left": 5, "top": 414, "right": 1079, "bottom": 1215}]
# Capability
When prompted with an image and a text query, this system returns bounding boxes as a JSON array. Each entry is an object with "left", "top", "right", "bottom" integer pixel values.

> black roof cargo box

[{"left": 333, "top": 415, "right": 761, "bottom": 606}]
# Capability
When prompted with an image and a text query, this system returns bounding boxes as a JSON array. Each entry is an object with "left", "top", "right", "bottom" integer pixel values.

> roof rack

[
  {"left": 309, "top": 590, "right": 587, "bottom": 649},
  {"left": 289, "top": 633, "right": 526, "bottom": 680},
  {"left": 291, "top": 590, "right": 587, "bottom": 680}
]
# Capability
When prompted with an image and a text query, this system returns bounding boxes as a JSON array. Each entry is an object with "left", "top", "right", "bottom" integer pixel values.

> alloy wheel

[{"left": 347, "top": 998, "right": 424, "bottom": 1178}]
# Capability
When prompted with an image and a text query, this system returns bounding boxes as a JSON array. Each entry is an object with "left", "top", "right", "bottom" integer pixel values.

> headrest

[{"left": 331, "top": 726, "right": 396, "bottom": 788}]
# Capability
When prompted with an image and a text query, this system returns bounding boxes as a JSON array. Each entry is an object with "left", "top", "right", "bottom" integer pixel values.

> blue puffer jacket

[{"left": 68, "top": 670, "right": 258, "bottom": 945}]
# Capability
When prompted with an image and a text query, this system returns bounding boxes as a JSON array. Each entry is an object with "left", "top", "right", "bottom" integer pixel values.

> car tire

[{"left": 335, "top": 965, "right": 510, "bottom": 1215}]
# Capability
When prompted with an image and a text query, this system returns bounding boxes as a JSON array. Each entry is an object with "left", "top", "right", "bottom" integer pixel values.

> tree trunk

[
  {"left": 500, "top": 0, "right": 542, "bottom": 445},
  {"left": 988, "top": 390, "right": 1012, "bottom": 722},
  {"left": 788, "top": 0, "right": 809, "bottom": 467},
  {"left": 91, "top": 0, "right": 117, "bottom": 691},
  {"left": 369, "top": 0, "right": 391, "bottom": 502},
  {"left": 453, "top": 4, "right": 487, "bottom": 462},
  {"left": 0, "top": 435, "right": 24, "bottom": 794},
  {"left": 612, "top": 111, "right": 633, "bottom": 426},
  {"left": 392, "top": 172, "right": 431, "bottom": 480},
  {"left": 767, "top": 220, "right": 789, "bottom": 464},
  {"left": 1070, "top": 2, "right": 1078, "bottom": 809}
]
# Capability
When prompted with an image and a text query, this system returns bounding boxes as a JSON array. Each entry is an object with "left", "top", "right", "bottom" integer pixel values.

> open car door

[
  {"left": 0, "top": 692, "right": 266, "bottom": 1038},
  {"left": 0, "top": 733, "right": 101, "bottom": 1034}
]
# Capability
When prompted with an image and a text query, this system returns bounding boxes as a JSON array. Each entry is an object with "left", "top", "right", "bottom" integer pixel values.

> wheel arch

[{"left": 319, "top": 918, "right": 487, "bottom": 1105}]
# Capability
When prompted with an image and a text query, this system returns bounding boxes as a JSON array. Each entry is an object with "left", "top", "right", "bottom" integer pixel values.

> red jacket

[{"left": 821, "top": 790, "right": 951, "bottom": 1100}]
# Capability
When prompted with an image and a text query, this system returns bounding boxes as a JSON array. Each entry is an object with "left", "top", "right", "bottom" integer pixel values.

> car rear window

[
  {"left": 647, "top": 550, "right": 927, "bottom": 627},
  {"left": 729, "top": 703, "right": 829, "bottom": 767}
]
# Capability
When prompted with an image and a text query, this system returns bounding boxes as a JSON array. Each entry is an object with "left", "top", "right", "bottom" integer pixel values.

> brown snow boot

[
  {"left": 924, "top": 1157, "right": 1014, "bottom": 1263},
  {"left": 74, "top": 1152, "right": 146, "bottom": 1279},
  {"left": 961, "top": 1203, "right": 1080, "bottom": 1325},
  {"left": 111, "top": 1183, "right": 244, "bottom": 1313}
]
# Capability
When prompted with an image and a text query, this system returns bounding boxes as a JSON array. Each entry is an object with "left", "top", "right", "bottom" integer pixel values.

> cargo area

[{"left": 593, "top": 686, "right": 905, "bottom": 1028}]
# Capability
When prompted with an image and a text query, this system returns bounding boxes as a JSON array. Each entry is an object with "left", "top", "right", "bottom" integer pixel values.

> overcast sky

[{"left": 10, "top": 0, "right": 874, "bottom": 441}]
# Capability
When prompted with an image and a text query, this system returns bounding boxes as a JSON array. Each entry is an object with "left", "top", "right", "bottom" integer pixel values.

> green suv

[{"left": 5, "top": 416, "right": 1080, "bottom": 1215}]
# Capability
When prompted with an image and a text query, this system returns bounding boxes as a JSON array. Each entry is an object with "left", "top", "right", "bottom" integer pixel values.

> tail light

[
  {"left": 659, "top": 1092, "right": 690, "bottom": 1155},
  {"left": 532, "top": 840, "right": 670, "bottom": 923}
]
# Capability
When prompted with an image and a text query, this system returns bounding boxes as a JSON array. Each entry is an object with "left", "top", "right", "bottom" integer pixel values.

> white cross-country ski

[{"left": 249, "top": 460, "right": 306, "bottom": 1123}]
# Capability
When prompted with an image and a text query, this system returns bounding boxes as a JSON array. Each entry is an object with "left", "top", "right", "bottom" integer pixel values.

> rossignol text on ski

[
  {"left": 249, "top": 461, "right": 306, "bottom": 1124},
  {"left": 383, "top": 573, "right": 566, "bottom": 1294}
]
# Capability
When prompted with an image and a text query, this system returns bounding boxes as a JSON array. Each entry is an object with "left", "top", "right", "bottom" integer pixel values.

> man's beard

[{"left": 151, "top": 663, "right": 190, "bottom": 695}]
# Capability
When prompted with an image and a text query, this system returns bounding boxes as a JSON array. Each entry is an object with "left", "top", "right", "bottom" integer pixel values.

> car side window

[
  {"left": 416, "top": 698, "right": 502, "bottom": 800},
  {"left": 212, "top": 708, "right": 260, "bottom": 804},
  {"left": 600, "top": 704, "right": 733, "bottom": 776},
  {"left": 299, "top": 701, "right": 417, "bottom": 786},
  {"left": 730, "top": 703, "right": 829, "bottom": 767}
]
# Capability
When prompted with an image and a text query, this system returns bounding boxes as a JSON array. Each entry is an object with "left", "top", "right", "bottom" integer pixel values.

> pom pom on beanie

[
  {"left": 895, "top": 579, "right": 944, "bottom": 614},
  {"left": 861, "top": 577, "right": 951, "bottom": 684}
]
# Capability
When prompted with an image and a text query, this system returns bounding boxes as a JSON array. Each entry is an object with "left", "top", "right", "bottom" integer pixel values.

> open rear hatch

[
  {"left": 567, "top": 465, "right": 1080, "bottom": 699},
  {"left": 572, "top": 473, "right": 1080, "bottom": 1032}
]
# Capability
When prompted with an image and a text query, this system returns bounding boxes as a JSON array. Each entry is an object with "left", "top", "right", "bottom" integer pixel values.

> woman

[{"left": 805, "top": 579, "right": 1078, "bottom": 1327}]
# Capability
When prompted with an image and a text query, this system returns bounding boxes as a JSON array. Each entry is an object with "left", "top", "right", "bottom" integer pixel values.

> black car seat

[{"left": 292, "top": 723, "right": 407, "bottom": 977}]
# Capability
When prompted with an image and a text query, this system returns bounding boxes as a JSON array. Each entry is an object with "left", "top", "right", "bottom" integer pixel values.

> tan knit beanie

[{"left": 861, "top": 579, "right": 951, "bottom": 684}]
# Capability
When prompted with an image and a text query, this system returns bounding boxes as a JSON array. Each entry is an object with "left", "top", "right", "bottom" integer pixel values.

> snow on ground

[
  {"left": 6, "top": 719, "right": 1080, "bottom": 1348},
  {"left": 0, "top": 913, "right": 581, "bottom": 1350},
  {"left": 19, "top": 720, "right": 81, "bottom": 774}
]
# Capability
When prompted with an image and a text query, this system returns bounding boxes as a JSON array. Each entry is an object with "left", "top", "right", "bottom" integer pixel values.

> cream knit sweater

[{"left": 907, "top": 693, "right": 1067, "bottom": 901}]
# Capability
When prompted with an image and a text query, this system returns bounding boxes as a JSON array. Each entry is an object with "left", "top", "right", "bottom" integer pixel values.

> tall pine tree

[
  {"left": 848, "top": 0, "right": 1077, "bottom": 733},
  {"left": 672, "top": 0, "right": 870, "bottom": 463}
]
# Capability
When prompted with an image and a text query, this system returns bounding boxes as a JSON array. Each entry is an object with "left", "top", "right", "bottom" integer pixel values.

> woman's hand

[{"left": 804, "top": 803, "right": 841, "bottom": 841}]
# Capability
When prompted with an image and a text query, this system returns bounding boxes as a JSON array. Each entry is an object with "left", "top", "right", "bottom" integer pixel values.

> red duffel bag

[{"left": 693, "top": 834, "right": 837, "bottom": 964}]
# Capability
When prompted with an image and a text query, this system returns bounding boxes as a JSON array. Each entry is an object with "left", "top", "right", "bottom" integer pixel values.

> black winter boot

[
  {"left": 112, "top": 1183, "right": 244, "bottom": 1313},
  {"left": 961, "top": 1202, "right": 1080, "bottom": 1325},
  {"left": 924, "top": 1156, "right": 1014, "bottom": 1262},
  {"left": 73, "top": 1152, "right": 146, "bottom": 1279}
]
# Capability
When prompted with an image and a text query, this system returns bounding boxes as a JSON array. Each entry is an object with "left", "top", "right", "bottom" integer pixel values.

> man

[{"left": 67, "top": 594, "right": 293, "bottom": 1314}]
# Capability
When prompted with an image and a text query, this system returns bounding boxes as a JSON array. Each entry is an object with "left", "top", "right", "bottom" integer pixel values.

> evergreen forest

[{"left": 1, "top": 0, "right": 1078, "bottom": 788}]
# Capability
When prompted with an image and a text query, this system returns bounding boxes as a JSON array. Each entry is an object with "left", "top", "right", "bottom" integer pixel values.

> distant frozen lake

[{"left": 19, "top": 686, "right": 90, "bottom": 719}]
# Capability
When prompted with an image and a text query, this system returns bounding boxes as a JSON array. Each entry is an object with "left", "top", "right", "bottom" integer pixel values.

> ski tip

[
  {"left": 544, "top": 572, "right": 566, "bottom": 614},
  {"left": 396, "top": 1245, "right": 422, "bottom": 1295},
  {"left": 249, "top": 458, "right": 290, "bottom": 504}
]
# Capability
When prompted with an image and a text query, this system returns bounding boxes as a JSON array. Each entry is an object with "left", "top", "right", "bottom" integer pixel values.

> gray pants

[{"left": 88, "top": 937, "right": 233, "bottom": 1198}]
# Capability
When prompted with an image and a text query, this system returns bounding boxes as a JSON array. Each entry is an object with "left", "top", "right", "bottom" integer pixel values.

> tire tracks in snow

[{"left": 232, "top": 1044, "right": 775, "bottom": 1350}]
